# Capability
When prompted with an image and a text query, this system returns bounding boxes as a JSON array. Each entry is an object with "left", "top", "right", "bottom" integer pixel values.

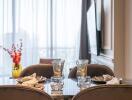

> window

[{"left": 0, "top": 0, "right": 82, "bottom": 76}]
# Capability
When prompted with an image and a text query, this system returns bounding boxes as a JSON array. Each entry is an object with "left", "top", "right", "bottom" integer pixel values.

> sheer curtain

[
  {"left": 52, "top": 0, "right": 82, "bottom": 64},
  {"left": 0, "top": 0, "right": 82, "bottom": 76}
]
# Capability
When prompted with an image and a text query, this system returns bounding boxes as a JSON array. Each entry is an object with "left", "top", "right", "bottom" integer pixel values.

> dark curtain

[
  {"left": 79, "top": 0, "right": 91, "bottom": 61},
  {"left": 96, "top": 0, "right": 102, "bottom": 55}
]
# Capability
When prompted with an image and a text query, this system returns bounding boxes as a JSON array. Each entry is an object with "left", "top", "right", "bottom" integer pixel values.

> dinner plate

[
  {"left": 17, "top": 76, "right": 47, "bottom": 83},
  {"left": 91, "top": 79, "right": 106, "bottom": 84}
]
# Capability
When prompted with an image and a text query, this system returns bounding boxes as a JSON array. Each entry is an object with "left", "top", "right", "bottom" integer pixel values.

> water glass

[
  {"left": 77, "top": 76, "right": 91, "bottom": 90},
  {"left": 50, "top": 76, "right": 64, "bottom": 91},
  {"left": 76, "top": 59, "right": 88, "bottom": 77},
  {"left": 52, "top": 59, "right": 65, "bottom": 78}
]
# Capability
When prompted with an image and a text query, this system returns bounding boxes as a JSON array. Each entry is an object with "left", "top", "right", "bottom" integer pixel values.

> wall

[
  {"left": 124, "top": 0, "right": 132, "bottom": 80},
  {"left": 114, "top": 0, "right": 132, "bottom": 80},
  {"left": 114, "top": 0, "right": 125, "bottom": 78}
]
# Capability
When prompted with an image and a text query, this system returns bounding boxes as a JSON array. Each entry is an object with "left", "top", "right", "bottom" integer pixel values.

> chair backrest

[
  {"left": 20, "top": 64, "right": 53, "bottom": 78},
  {"left": 0, "top": 85, "right": 53, "bottom": 100},
  {"left": 39, "top": 58, "right": 61, "bottom": 64},
  {"left": 68, "top": 64, "right": 114, "bottom": 79},
  {"left": 39, "top": 58, "right": 65, "bottom": 75},
  {"left": 72, "top": 85, "right": 132, "bottom": 100}
]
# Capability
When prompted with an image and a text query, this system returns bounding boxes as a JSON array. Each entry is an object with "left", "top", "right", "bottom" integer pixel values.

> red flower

[
  {"left": 11, "top": 51, "right": 21, "bottom": 64},
  {"left": 3, "top": 39, "right": 22, "bottom": 65}
]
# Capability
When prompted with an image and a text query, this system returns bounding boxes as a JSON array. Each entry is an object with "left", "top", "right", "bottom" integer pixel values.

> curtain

[
  {"left": 96, "top": 0, "right": 102, "bottom": 55},
  {"left": 0, "top": 0, "right": 82, "bottom": 76},
  {"left": 52, "top": 0, "right": 82, "bottom": 64},
  {"left": 79, "top": 0, "right": 91, "bottom": 61}
]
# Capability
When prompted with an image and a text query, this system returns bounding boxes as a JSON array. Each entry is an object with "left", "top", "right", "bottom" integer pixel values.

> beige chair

[
  {"left": 20, "top": 64, "right": 53, "bottom": 78},
  {"left": 68, "top": 64, "right": 114, "bottom": 79},
  {"left": 72, "top": 85, "right": 132, "bottom": 100},
  {"left": 0, "top": 85, "right": 53, "bottom": 100}
]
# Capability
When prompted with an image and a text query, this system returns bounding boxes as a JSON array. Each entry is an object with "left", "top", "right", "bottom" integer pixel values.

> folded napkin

[
  {"left": 21, "top": 77, "right": 38, "bottom": 87},
  {"left": 106, "top": 77, "right": 120, "bottom": 85},
  {"left": 17, "top": 73, "right": 44, "bottom": 90}
]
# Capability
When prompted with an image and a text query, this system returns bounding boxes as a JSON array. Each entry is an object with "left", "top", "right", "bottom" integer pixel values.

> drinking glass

[
  {"left": 50, "top": 76, "right": 64, "bottom": 91},
  {"left": 52, "top": 59, "right": 65, "bottom": 78},
  {"left": 76, "top": 59, "right": 88, "bottom": 77},
  {"left": 77, "top": 76, "right": 91, "bottom": 90}
]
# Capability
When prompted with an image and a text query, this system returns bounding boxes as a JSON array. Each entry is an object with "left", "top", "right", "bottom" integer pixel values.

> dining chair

[
  {"left": 39, "top": 58, "right": 65, "bottom": 77},
  {"left": 20, "top": 64, "right": 53, "bottom": 78},
  {"left": 0, "top": 85, "right": 53, "bottom": 100},
  {"left": 39, "top": 58, "right": 61, "bottom": 64},
  {"left": 68, "top": 64, "right": 114, "bottom": 79},
  {"left": 72, "top": 85, "right": 132, "bottom": 100}
]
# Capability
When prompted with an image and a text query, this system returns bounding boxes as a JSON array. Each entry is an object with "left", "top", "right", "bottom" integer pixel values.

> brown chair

[
  {"left": 72, "top": 85, "right": 132, "bottom": 100},
  {"left": 39, "top": 58, "right": 65, "bottom": 76},
  {"left": 39, "top": 58, "right": 61, "bottom": 64},
  {"left": 0, "top": 85, "right": 52, "bottom": 100},
  {"left": 20, "top": 64, "right": 53, "bottom": 78},
  {"left": 68, "top": 64, "right": 114, "bottom": 79}
]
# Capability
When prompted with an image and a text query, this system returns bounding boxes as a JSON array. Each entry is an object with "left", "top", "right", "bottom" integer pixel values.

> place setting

[
  {"left": 16, "top": 73, "right": 47, "bottom": 90},
  {"left": 91, "top": 74, "right": 121, "bottom": 85}
]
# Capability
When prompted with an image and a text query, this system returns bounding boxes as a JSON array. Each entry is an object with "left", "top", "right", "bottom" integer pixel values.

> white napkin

[
  {"left": 17, "top": 73, "right": 44, "bottom": 90},
  {"left": 21, "top": 77, "right": 38, "bottom": 87},
  {"left": 106, "top": 77, "right": 120, "bottom": 85}
]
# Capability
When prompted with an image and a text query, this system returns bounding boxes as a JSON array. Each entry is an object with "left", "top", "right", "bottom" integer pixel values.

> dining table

[
  {"left": 0, "top": 76, "right": 96, "bottom": 100},
  {"left": 0, "top": 76, "right": 131, "bottom": 100}
]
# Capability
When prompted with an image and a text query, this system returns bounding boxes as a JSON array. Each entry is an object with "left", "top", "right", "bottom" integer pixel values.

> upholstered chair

[
  {"left": 0, "top": 85, "right": 53, "bottom": 100},
  {"left": 39, "top": 58, "right": 61, "bottom": 64},
  {"left": 20, "top": 64, "right": 53, "bottom": 78},
  {"left": 68, "top": 64, "right": 114, "bottom": 79},
  {"left": 72, "top": 85, "right": 132, "bottom": 100}
]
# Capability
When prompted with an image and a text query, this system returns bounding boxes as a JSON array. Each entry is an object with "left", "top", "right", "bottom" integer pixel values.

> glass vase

[{"left": 12, "top": 63, "right": 22, "bottom": 78}]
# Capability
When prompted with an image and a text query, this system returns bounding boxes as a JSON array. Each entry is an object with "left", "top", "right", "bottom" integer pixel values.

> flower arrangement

[
  {"left": 3, "top": 39, "right": 22, "bottom": 65},
  {"left": 3, "top": 39, "right": 23, "bottom": 78}
]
